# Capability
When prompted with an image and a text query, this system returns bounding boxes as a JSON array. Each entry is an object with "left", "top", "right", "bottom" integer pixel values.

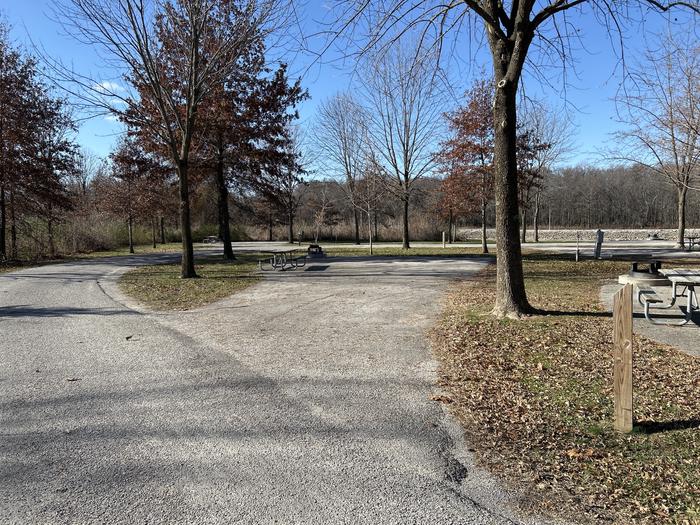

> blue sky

[{"left": 2, "top": 0, "right": 690, "bottom": 165}]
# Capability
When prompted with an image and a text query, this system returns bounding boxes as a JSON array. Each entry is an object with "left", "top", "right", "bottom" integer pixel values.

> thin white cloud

[{"left": 94, "top": 81, "right": 125, "bottom": 94}]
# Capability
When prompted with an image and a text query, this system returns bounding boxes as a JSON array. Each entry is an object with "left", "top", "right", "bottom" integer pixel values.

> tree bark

[
  {"left": 128, "top": 215, "right": 134, "bottom": 254},
  {"left": 491, "top": 79, "right": 532, "bottom": 317},
  {"left": 401, "top": 196, "right": 410, "bottom": 249},
  {"left": 160, "top": 216, "right": 166, "bottom": 244},
  {"left": 677, "top": 186, "right": 688, "bottom": 248},
  {"left": 521, "top": 208, "right": 527, "bottom": 244},
  {"left": 373, "top": 210, "right": 378, "bottom": 241},
  {"left": 481, "top": 196, "right": 488, "bottom": 254},
  {"left": 287, "top": 211, "right": 294, "bottom": 244},
  {"left": 267, "top": 211, "right": 273, "bottom": 242},
  {"left": 151, "top": 217, "right": 157, "bottom": 249},
  {"left": 214, "top": 151, "right": 234, "bottom": 260},
  {"left": 177, "top": 159, "right": 197, "bottom": 278},
  {"left": 368, "top": 210, "right": 373, "bottom": 255}
]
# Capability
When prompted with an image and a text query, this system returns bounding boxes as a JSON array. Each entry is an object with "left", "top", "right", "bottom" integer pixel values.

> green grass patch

[
  {"left": 118, "top": 254, "right": 260, "bottom": 311},
  {"left": 432, "top": 255, "right": 700, "bottom": 524}
]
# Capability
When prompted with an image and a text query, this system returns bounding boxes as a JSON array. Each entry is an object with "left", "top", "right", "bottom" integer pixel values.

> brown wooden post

[{"left": 613, "top": 284, "right": 634, "bottom": 433}]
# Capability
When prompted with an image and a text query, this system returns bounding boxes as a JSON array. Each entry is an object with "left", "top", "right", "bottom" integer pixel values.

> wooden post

[{"left": 613, "top": 284, "right": 634, "bottom": 433}]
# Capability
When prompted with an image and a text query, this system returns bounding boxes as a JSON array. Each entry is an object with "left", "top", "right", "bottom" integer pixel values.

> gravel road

[{"left": 1, "top": 252, "right": 549, "bottom": 524}]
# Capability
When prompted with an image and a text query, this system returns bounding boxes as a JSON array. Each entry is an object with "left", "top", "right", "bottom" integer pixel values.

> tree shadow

[
  {"left": 531, "top": 308, "right": 611, "bottom": 318},
  {"left": 0, "top": 305, "right": 135, "bottom": 319},
  {"left": 635, "top": 419, "right": 700, "bottom": 434}
]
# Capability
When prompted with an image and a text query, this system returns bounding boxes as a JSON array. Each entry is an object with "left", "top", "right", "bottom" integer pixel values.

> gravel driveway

[{"left": 1, "top": 252, "right": 546, "bottom": 524}]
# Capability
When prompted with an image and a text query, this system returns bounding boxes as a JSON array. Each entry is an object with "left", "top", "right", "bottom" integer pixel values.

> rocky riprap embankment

[{"left": 456, "top": 228, "right": 700, "bottom": 242}]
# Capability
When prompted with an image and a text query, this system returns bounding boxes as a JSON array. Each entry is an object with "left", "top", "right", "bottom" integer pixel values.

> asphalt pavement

[{"left": 1, "top": 250, "right": 557, "bottom": 524}]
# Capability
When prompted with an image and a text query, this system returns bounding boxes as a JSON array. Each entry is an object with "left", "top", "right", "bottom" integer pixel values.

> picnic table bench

[{"left": 637, "top": 268, "right": 700, "bottom": 325}]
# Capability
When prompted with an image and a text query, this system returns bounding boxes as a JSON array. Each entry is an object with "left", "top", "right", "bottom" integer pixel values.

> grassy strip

[
  {"left": 0, "top": 262, "right": 33, "bottom": 274},
  {"left": 118, "top": 254, "right": 260, "bottom": 311},
  {"left": 432, "top": 255, "right": 700, "bottom": 524},
  {"left": 72, "top": 243, "right": 184, "bottom": 258},
  {"left": 323, "top": 246, "right": 488, "bottom": 257},
  {"left": 0, "top": 243, "right": 186, "bottom": 274}
]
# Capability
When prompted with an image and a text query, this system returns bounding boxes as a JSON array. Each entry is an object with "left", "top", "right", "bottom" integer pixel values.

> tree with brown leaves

[
  {"left": 55, "top": 0, "right": 291, "bottom": 277},
  {"left": 438, "top": 77, "right": 494, "bottom": 254}
]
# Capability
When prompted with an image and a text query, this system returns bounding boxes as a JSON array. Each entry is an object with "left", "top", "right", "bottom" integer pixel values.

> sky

[{"left": 1, "top": 0, "right": 692, "bottom": 166}]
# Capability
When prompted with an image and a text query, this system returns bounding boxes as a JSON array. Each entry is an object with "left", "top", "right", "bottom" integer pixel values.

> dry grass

[
  {"left": 0, "top": 243, "right": 185, "bottom": 274},
  {"left": 118, "top": 254, "right": 260, "bottom": 311},
  {"left": 432, "top": 255, "right": 700, "bottom": 524},
  {"left": 323, "top": 245, "right": 488, "bottom": 257},
  {"left": 73, "top": 243, "right": 184, "bottom": 258}
]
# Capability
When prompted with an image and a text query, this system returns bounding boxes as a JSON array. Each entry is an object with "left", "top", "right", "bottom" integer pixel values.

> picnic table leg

[{"left": 683, "top": 286, "right": 695, "bottom": 324}]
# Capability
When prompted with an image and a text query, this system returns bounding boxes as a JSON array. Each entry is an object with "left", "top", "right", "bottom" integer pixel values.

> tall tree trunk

[
  {"left": 128, "top": 215, "right": 134, "bottom": 254},
  {"left": 10, "top": 185, "right": 17, "bottom": 259},
  {"left": 288, "top": 211, "right": 294, "bottom": 243},
  {"left": 268, "top": 211, "right": 273, "bottom": 242},
  {"left": 491, "top": 80, "right": 531, "bottom": 317},
  {"left": 447, "top": 208, "right": 453, "bottom": 244},
  {"left": 534, "top": 191, "right": 540, "bottom": 243},
  {"left": 214, "top": 151, "right": 234, "bottom": 260},
  {"left": 373, "top": 210, "right": 378, "bottom": 241},
  {"left": 151, "top": 217, "right": 157, "bottom": 249},
  {"left": 481, "top": 196, "right": 488, "bottom": 254},
  {"left": 401, "top": 196, "right": 410, "bottom": 249},
  {"left": 160, "top": 216, "right": 166, "bottom": 244},
  {"left": 0, "top": 184, "right": 5, "bottom": 260},
  {"left": 521, "top": 208, "right": 527, "bottom": 244},
  {"left": 177, "top": 159, "right": 197, "bottom": 278},
  {"left": 353, "top": 208, "right": 360, "bottom": 244},
  {"left": 368, "top": 210, "right": 373, "bottom": 255},
  {"left": 677, "top": 186, "right": 688, "bottom": 248}
]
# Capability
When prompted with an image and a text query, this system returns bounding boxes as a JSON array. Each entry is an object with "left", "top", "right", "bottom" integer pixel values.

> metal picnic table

[
  {"left": 258, "top": 249, "right": 306, "bottom": 271},
  {"left": 686, "top": 236, "right": 700, "bottom": 252},
  {"left": 638, "top": 268, "right": 700, "bottom": 325}
]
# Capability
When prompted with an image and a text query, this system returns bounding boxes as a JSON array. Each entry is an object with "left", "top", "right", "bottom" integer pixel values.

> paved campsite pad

[{"left": 0, "top": 253, "right": 555, "bottom": 524}]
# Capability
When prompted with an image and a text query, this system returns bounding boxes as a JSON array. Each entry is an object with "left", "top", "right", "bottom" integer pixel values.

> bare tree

[
  {"left": 615, "top": 29, "right": 700, "bottom": 248},
  {"left": 354, "top": 152, "right": 387, "bottom": 254},
  {"left": 519, "top": 102, "right": 574, "bottom": 243},
  {"left": 330, "top": 0, "right": 700, "bottom": 318},
  {"left": 308, "top": 182, "right": 336, "bottom": 243},
  {"left": 313, "top": 92, "right": 368, "bottom": 244},
  {"left": 51, "top": 0, "right": 289, "bottom": 277},
  {"left": 362, "top": 43, "right": 444, "bottom": 249}
]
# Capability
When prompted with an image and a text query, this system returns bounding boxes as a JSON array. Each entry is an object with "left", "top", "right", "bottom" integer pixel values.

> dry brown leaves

[{"left": 431, "top": 257, "right": 700, "bottom": 524}]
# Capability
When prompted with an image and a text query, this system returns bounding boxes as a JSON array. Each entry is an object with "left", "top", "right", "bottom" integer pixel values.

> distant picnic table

[
  {"left": 258, "top": 249, "right": 306, "bottom": 271},
  {"left": 685, "top": 235, "right": 700, "bottom": 252}
]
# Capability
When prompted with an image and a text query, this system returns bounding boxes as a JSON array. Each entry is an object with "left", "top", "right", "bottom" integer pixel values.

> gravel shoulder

[{"left": 1, "top": 252, "right": 553, "bottom": 524}]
